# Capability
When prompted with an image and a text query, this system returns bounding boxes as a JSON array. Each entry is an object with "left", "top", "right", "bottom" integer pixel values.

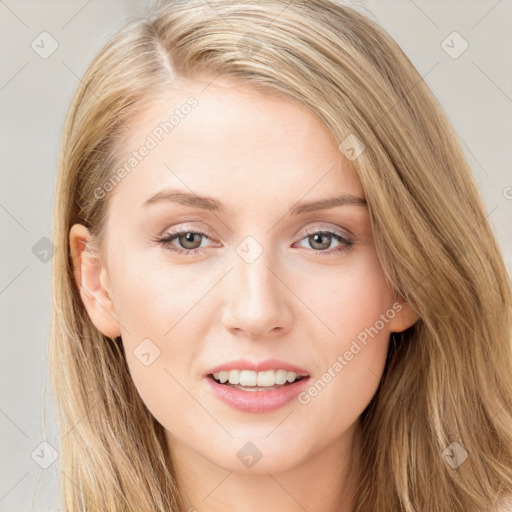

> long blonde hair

[{"left": 50, "top": 1, "right": 512, "bottom": 510}]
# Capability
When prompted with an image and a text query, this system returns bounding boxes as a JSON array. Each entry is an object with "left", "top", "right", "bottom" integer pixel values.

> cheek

[
  {"left": 300, "top": 249, "right": 393, "bottom": 341},
  {"left": 295, "top": 251, "right": 393, "bottom": 421},
  {"left": 108, "top": 253, "right": 212, "bottom": 423},
  {"left": 110, "top": 248, "right": 197, "bottom": 334}
]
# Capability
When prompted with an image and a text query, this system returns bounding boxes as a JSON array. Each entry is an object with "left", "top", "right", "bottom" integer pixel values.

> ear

[
  {"left": 388, "top": 292, "right": 420, "bottom": 333},
  {"left": 69, "top": 223, "right": 121, "bottom": 338}
]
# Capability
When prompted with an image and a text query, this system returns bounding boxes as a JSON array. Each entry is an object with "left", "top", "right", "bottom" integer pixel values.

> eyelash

[{"left": 154, "top": 226, "right": 355, "bottom": 258}]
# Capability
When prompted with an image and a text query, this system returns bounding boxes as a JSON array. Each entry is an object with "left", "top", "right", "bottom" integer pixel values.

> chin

[{"left": 206, "top": 436, "right": 311, "bottom": 474}]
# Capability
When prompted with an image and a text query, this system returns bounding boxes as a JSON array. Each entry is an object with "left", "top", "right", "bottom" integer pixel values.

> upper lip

[{"left": 204, "top": 358, "right": 310, "bottom": 378}]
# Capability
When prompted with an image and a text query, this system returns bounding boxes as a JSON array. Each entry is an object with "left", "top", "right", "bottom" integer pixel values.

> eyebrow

[{"left": 142, "top": 188, "right": 367, "bottom": 215}]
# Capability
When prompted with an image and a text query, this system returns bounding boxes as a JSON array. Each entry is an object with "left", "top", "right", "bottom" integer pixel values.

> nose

[{"left": 220, "top": 247, "right": 294, "bottom": 338}]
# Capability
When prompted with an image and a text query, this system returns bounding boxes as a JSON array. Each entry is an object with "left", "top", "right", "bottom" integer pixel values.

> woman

[{"left": 50, "top": 0, "right": 512, "bottom": 510}]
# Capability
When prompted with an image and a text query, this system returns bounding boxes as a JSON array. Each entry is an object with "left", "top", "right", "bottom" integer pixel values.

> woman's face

[{"left": 70, "top": 77, "right": 418, "bottom": 477}]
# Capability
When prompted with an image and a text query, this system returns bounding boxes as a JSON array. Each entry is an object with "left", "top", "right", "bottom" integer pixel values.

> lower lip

[{"left": 205, "top": 375, "right": 311, "bottom": 413}]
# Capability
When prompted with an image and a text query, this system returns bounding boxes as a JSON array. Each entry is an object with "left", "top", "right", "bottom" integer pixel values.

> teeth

[{"left": 212, "top": 369, "right": 304, "bottom": 387}]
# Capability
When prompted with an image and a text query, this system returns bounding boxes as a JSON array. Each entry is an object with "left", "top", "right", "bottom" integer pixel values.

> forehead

[{"left": 107, "top": 77, "right": 364, "bottom": 212}]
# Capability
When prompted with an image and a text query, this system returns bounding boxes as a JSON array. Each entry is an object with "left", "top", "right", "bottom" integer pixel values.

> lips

[
  {"left": 204, "top": 358, "right": 310, "bottom": 377},
  {"left": 205, "top": 372, "right": 311, "bottom": 413}
]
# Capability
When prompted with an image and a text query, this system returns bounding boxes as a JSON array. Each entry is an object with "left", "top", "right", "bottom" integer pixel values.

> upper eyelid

[{"left": 161, "top": 224, "right": 353, "bottom": 244}]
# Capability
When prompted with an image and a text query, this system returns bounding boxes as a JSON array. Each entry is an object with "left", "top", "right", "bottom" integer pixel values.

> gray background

[{"left": 1, "top": 1, "right": 511, "bottom": 510}]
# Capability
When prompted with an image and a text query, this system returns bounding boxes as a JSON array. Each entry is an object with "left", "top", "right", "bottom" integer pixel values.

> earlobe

[
  {"left": 388, "top": 294, "right": 420, "bottom": 333},
  {"left": 69, "top": 223, "right": 121, "bottom": 338}
]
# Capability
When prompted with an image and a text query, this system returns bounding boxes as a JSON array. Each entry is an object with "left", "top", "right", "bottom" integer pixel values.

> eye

[
  {"left": 155, "top": 229, "right": 213, "bottom": 256},
  {"left": 293, "top": 228, "right": 354, "bottom": 257},
  {"left": 153, "top": 226, "right": 355, "bottom": 258}
]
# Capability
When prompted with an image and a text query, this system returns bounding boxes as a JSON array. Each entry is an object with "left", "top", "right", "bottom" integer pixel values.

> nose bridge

[
  {"left": 221, "top": 235, "right": 291, "bottom": 336},
  {"left": 233, "top": 237, "right": 280, "bottom": 306}
]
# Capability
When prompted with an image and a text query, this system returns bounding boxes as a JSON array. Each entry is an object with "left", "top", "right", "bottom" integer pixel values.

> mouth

[
  {"left": 207, "top": 373, "right": 308, "bottom": 391},
  {"left": 205, "top": 371, "right": 311, "bottom": 413}
]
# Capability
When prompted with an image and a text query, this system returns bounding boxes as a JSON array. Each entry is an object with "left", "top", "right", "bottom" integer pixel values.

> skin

[{"left": 70, "top": 76, "right": 418, "bottom": 512}]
